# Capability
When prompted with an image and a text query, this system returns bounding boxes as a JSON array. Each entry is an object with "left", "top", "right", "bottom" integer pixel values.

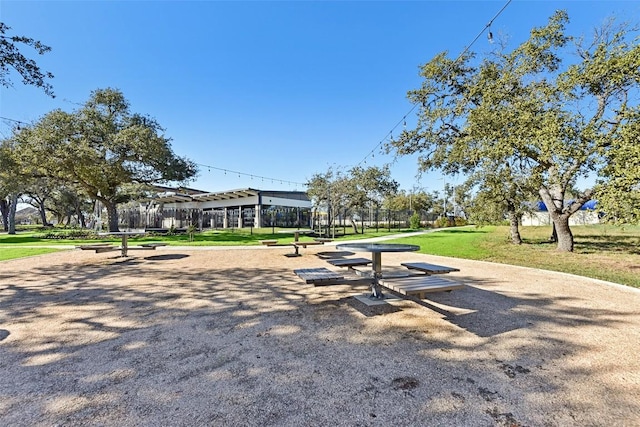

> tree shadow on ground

[{"left": 1, "top": 257, "right": 638, "bottom": 426}]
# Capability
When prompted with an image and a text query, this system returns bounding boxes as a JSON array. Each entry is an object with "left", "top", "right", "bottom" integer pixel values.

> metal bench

[
  {"left": 380, "top": 275, "right": 464, "bottom": 299},
  {"left": 326, "top": 257, "right": 372, "bottom": 268},
  {"left": 293, "top": 268, "right": 344, "bottom": 285},
  {"left": 76, "top": 244, "right": 119, "bottom": 253},
  {"left": 401, "top": 262, "right": 460, "bottom": 275},
  {"left": 140, "top": 243, "right": 169, "bottom": 248},
  {"left": 316, "top": 251, "right": 355, "bottom": 259},
  {"left": 288, "top": 241, "right": 325, "bottom": 256}
]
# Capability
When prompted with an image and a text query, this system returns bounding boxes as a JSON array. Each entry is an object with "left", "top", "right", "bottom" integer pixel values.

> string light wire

[
  {"left": 2, "top": 1, "right": 513, "bottom": 186},
  {"left": 196, "top": 163, "right": 306, "bottom": 188},
  {"left": 354, "top": 0, "right": 512, "bottom": 167}
]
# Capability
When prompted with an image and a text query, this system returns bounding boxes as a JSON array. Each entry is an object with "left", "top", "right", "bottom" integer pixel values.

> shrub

[
  {"left": 409, "top": 212, "right": 421, "bottom": 229},
  {"left": 434, "top": 217, "right": 449, "bottom": 228},
  {"left": 454, "top": 216, "right": 468, "bottom": 226},
  {"left": 39, "top": 229, "right": 97, "bottom": 240}
]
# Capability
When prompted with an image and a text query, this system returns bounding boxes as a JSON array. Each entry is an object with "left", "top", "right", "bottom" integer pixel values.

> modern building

[
  {"left": 120, "top": 187, "right": 313, "bottom": 230},
  {"left": 521, "top": 200, "right": 600, "bottom": 226}
]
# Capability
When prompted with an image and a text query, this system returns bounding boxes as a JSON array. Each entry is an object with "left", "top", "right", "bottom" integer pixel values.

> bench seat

[
  {"left": 292, "top": 241, "right": 324, "bottom": 248},
  {"left": 287, "top": 241, "right": 325, "bottom": 256},
  {"left": 400, "top": 262, "right": 460, "bottom": 275},
  {"left": 140, "top": 243, "right": 169, "bottom": 248},
  {"left": 260, "top": 240, "right": 279, "bottom": 246},
  {"left": 326, "top": 257, "right": 372, "bottom": 268},
  {"left": 316, "top": 251, "right": 355, "bottom": 259},
  {"left": 293, "top": 268, "right": 344, "bottom": 285},
  {"left": 76, "top": 243, "right": 113, "bottom": 249},
  {"left": 380, "top": 276, "right": 464, "bottom": 299},
  {"left": 314, "top": 238, "right": 333, "bottom": 243},
  {"left": 76, "top": 244, "right": 119, "bottom": 253},
  {"left": 94, "top": 247, "right": 119, "bottom": 253}
]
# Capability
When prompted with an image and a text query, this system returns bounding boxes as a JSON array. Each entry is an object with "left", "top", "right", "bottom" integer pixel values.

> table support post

[
  {"left": 122, "top": 235, "right": 128, "bottom": 257},
  {"left": 371, "top": 252, "right": 383, "bottom": 298}
]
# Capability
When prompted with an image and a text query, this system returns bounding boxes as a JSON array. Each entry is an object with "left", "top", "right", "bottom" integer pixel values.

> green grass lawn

[
  {"left": 0, "top": 247, "right": 65, "bottom": 261},
  {"left": 2, "top": 224, "right": 638, "bottom": 288},
  {"left": 387, "top": 225, "right": 640, "bottom": 288},
  {"left": 0, "top": 227, "right": 411, "bottom": 246}
]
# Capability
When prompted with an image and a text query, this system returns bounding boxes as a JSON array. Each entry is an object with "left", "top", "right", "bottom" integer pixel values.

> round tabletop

[{"left": 335, "top": 243, "right": 420, "bottom": 253}]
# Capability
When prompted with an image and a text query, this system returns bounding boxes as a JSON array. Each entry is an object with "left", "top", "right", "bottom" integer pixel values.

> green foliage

[
  {"left": 409, "top": 212, "right": 421, "bottom": 229},
  {"left": 0, "top": 22, "right": 54, "bottom": 97},
  {"left": 454, "top": 216, "right": 467, "bottom": 226},
  {"left": 384, "top": 188, "right": 435, "bottom": 212},
  {"left": 434, "top": 217, "right": 449, "bottom": 228},
  {"left": 12, "top": 88, "right": 197, "bottom": 231},
  {"left": 348, "top": 165, "right": 399, "bottom": 210},
  {"left": 186, "top": 224, "right": 197, "bottom": 242},
  {"left": 389, "top": 11, "right": 640, "bottom": 251},
  {"left": 307, "top": 165, "right": 400, "bottom": 234},
  {"left": 596, "top": 108, "right": 640, "bottom": 224},
  {"left": 38, "top": 228, "right": 96, "bottom": 240}
]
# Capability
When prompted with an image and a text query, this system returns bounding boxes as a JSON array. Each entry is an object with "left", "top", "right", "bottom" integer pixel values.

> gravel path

[{"left": 1, "top": 245, "right": 639, "bottom": 426}]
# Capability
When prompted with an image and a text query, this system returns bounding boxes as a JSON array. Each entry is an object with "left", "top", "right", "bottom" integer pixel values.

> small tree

[
  {"left": 348, "top": 165, "right": 399, "bottom": 233},
  {"left": 409, "top": 212, "right": 421, "bottom": 229}
]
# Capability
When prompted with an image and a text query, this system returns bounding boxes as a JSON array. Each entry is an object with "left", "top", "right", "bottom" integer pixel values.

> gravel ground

[{"left": 1, "top": 244, "right": 639, "bottom": 426}]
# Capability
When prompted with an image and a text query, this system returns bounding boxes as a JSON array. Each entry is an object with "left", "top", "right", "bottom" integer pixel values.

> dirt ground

[{"left": 1, "top": 244, "right": 639, "bottom": 426}]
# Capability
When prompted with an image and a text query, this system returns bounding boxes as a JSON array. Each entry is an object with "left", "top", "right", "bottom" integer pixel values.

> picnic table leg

[
  {"left": 370, "top": 252, "right": 383, "bottom": 298},
  {"left": 121, "top": 235, "right": 128, "bottom": 257}
]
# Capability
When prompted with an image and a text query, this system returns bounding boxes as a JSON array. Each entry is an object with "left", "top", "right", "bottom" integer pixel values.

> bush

[
  {"left": 434, "top": 217, "right": 449, "bottom": 228},
  {"left": 39, "top": 229, "right": 97, "bottom": 240},
  {"left": 454, "top": 216, "right": 468, "bottom": 226},
  {"left": 409, "top": 212, "right": 421, "bottom": 229}
]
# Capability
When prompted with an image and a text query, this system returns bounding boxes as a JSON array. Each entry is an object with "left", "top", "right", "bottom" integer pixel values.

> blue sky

[{"left": 1, "top": 1, "right": 637, "bottom": 195}]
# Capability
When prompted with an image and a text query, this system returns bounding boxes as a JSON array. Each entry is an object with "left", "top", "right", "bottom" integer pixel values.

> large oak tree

[
  {"left": 389, "top": 11, "right": 640, "bottom": 251},
  {"left": 15, "top": 88, "right": 197, "bottom": 231}
]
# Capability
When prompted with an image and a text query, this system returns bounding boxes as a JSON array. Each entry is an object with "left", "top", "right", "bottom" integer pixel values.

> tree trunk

[
  {"left": 507, "top": 211, "right": 522, "bottom": 245},
  {"left": 539, "top": 186, "right": 575, "bottom": 252},
  {"left": 549, "top": 223, "right": 558, "bottom": 242},
  {"left": 105, "top": 201, "right": 120, "bottom": 232},
  {"left": 38, "top": 200, "right": 48, "bottom": 226},
  {"left": 552, "top": 214, "right": 573, "bottom": 252},
  {"left": 78, "top": 210, "right": 86, "bottom": 228},
  {"left": 0, "top": 199, "right": 8, "bottom": 232},
  {"left": 8, "top": 194, "right": 18, "bottom": 235},
  {"left": 349, "top": 217, "right": 359, "bottom": 234}
]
